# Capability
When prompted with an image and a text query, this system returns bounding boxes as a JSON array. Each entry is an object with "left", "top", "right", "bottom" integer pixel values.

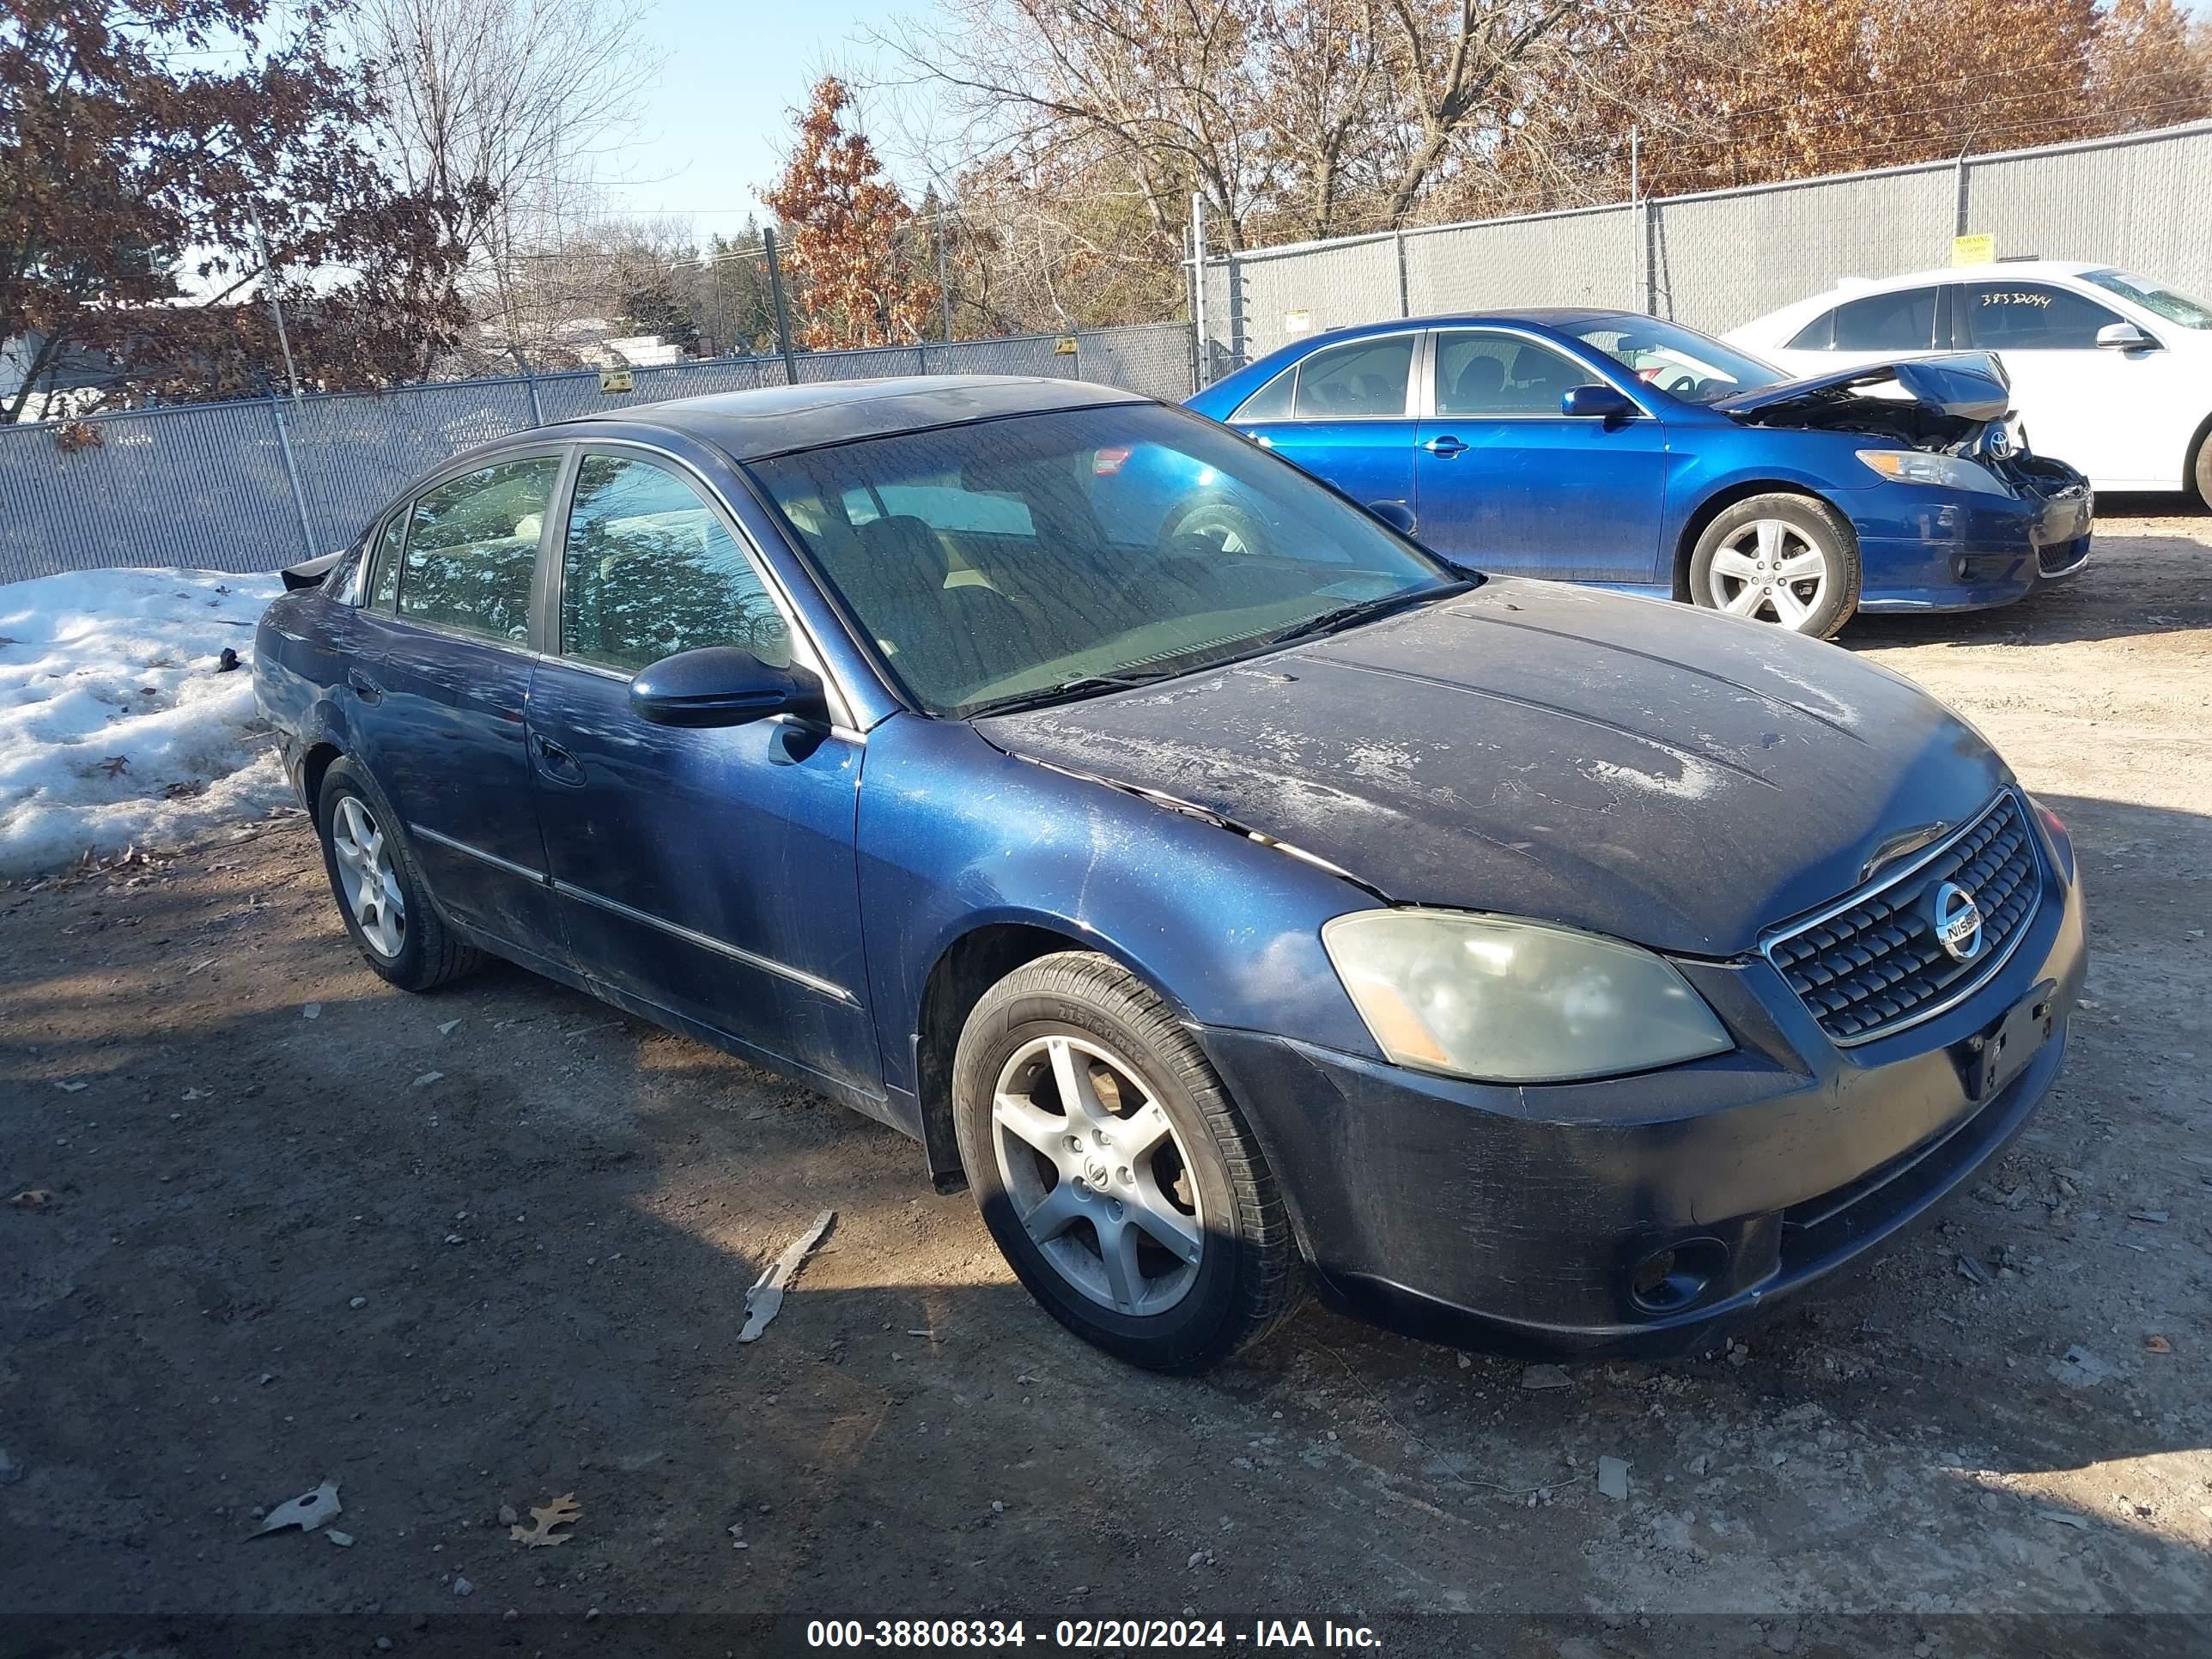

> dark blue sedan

[
  {"left": 257, "top": 377, "right": 2085, "bottom": 1370},
  {"left": 1186, "top": 312, "right": 2093, "bottom": 635}
]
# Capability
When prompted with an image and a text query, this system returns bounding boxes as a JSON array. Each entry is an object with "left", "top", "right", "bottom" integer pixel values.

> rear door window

[
  {"left": 1290, "top": 335, "right": 1415, "bottom": 419},
  {"left": 397, "top": 456, "right": 559, "bottom": 644},
  {"left": 1830, "top": 288, "right": 1941, "bottom": 351},
  {"left": 559, "top": 453, "right": 792, "bottom": 675},
  {"left": 1959, "top": 282, "right": 2124, "bottom": 349}
]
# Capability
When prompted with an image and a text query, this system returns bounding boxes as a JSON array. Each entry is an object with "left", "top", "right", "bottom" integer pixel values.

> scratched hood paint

[{"left": 975, "top": 579, "right": 2011, "bottom": 957}]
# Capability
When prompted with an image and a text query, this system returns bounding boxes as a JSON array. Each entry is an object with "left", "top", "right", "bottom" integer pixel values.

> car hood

[
  {"left": 1714, "top": 355, "right": 2011, "bottom": 424},
  {"left": 974, "top": 581, "right": 2012, "bottom": 957}
]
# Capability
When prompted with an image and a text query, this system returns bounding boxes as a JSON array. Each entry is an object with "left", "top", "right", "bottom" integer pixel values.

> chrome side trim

[
  {"left": 1760, "top": 788, "right": 2045, "bottom": 1049},
  {"left": 554, "top": 880, "right": 859, "bottom": 1005},
  {"left": 410, "top": 823, "right": 551, "bottom": 886}
]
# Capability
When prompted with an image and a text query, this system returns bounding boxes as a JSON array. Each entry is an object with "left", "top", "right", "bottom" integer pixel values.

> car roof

[
  {"left": 550, "top": 374, "right": 1146, "bottom": 461},
  {"left": 1813, "top": 259, "right": 2108, "bottom": 297},
  {"left": 1291, "top": 308, "right": 1643, "bottom": 341}
]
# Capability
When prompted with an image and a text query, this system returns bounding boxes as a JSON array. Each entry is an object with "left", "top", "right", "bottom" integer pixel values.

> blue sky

[{"left": 591, "top": 0, "right": 927, "bottom": 246}]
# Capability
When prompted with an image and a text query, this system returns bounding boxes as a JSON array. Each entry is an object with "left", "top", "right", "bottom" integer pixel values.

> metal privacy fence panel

[
  {"left": 1960, "top": 124, "right": 2212, "bottom": 297},
  {"left": 1194, "top": 119, "right": 2212, "bottom": 375},
  {"left": 0, "top": 323, "right": 1194, "bottom": 583},
  {"left": 283, "top": 378, "right": 540, "bottom": 555},
  {"left": 1231, "top": 235, "right": 1405, "bottom": 363},
  {"left": 1652, "top": 165, "right": 1959, "bottom": 333},
  {"left": 1405, "top": 205, "right": 1641, "bottom": 319},
  {"left": 0, "top": 400, "right": 308, "bottom": 580}
]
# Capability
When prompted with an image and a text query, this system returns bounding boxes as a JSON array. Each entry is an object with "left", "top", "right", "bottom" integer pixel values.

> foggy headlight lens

[
  {"left": 1856, "top": 448, "right": 2010, "bottom": 495},
  {"left": 1322, "top": 909, "right": 1733, "bottom": 1084}
]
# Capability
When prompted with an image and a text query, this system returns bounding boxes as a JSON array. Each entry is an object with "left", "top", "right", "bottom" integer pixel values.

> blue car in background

[{"left": 1185, "top": 311, "right": 2094, "bottom": 636}]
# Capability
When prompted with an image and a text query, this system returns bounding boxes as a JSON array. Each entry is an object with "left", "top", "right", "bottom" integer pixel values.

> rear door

[
  {"left": 345, "top": 451, "right": 568, "bottom": 958},
  {"left": 1229, "top": 331, "right": 1419, "bottom": 517},
  {"left": 1413, "top": 329, "right": 1670, "bottom": 584},
  {"left": 524, "top": 445, "right": 879, "bottom": 1098},
  {"left": 1787, "top": 284, "right": 1944, "bottom": 373}
]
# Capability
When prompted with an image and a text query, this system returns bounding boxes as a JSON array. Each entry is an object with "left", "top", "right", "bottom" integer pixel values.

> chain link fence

[
  {"left": 1197, "top": 119, "right": 2212, "bottom": 376},
  {"left": 0, "top": 323, "right": 1194, "bottom": 583}
]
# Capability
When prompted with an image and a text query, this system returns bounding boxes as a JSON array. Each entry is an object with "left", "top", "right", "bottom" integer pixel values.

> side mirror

[
  {"left": 1365, "top": 500, "right": 1418, "bottom": 536},
  {"left": 2095, "top": 321, "right": 2154, "bottom": 350},
  {"left": 1561, "top": 383, "right": 1637, "bottom": 421},
  {"left": 629, "top": 646, "right": 825, "bottom": 728}
]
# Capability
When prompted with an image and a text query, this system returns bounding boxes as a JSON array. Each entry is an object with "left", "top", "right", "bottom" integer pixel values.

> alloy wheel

[
  {"left": 331, "top": 794, "right": 406, "bottom": 959},
  {"left": 1707, "top": 519, "right": 1831, "bottom": 631},
  {"left": 991, "top": 1033, "right": 1206, "bottom": 1316}
]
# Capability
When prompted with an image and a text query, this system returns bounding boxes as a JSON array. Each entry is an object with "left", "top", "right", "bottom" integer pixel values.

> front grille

[{"left": 1765, "top": 792, "right": 2042, "bottom": 1046}]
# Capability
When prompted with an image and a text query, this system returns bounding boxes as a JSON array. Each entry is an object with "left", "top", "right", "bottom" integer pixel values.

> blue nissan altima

[
  {"left": 1185, "top": 312, "right": 2093, "bottom": 636},
  {"left": 257, "top": 377, "right": 2085, "bottom": 1370}
]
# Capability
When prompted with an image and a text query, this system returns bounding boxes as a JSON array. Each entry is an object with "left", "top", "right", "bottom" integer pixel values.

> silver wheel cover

[
  {"left": 331, "top": 794, "right": 406, "bottom": 959},
  {"left": 1708, "top": 518, "right": 1832, "bottom": 631},
  {"left": 991, "top": 1033, "right": 1206, "bottom": 1316}
]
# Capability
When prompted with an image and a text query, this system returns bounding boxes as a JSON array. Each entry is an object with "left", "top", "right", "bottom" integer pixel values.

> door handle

[
  {"left": 346, "top": 670, "right": 383, "bottom": 704},
  {"left": 530, "top": 732, "right": 586, "bottom": 787},
  {"left": 1423, "top": 435, "right": 1468, "bottom": 457}
]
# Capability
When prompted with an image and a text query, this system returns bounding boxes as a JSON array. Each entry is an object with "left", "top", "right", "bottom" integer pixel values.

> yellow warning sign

[{"left": 1952, "top": 234, "right": 1996, "bottom": 267}]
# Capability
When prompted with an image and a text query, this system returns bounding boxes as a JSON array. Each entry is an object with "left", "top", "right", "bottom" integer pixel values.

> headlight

[
  {"left": 1322, "top": 909, "right": 1733, "bottom": 1084},
  {"left": 1856, "top": 447, "right": 2011, "bottom": 495}
]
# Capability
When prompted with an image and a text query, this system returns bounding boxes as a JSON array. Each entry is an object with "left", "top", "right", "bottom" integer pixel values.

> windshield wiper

[
  {"left": 1259, "top": 580, "right": 1470, "bottom": 648},
  {"left": 962, "top": 665, "right": 1186, "bottom": 720}
]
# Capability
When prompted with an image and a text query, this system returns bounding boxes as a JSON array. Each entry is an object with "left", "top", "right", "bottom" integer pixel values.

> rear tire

[
  {"left": 2190, "top": 427, "right": 2212, "bottom": 509},
  {"left": 1688, "top": 493, "right": 1860, "bottom": 639},
  {"left": 951, "top": 951, "right": 1300, "bottom": 1372},
  {"left": 316, "top": 758, "right": 479, "bottom": 993}
]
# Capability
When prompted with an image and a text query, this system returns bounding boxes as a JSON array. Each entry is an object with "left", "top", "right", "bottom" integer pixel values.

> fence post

[
  {"left": 1189, "top": 193, "right": 1210, "bottom": 389},
  {"left": 763, "top": 228, "right": 801, "bottom": 386},
  {"left": 267, "top": 393, "right": 319, "bottom": 561},
  {"left": 1395, "top": 229, "right": 1410, "bottom": 317},
  {"left": 937, "top": 216, "right": 953, "bottom": 343},
  {"left": 513, "top": 349, "right": 545, "bottom": 426},
  {"left": 1954, "top": 148, "right": 1972, "bottom": 238}
]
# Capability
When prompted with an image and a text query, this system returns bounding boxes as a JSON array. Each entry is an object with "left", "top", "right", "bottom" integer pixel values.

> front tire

[
  {"left": 316, "top": 758, "right": 479, "bottom": 993},
  {"left": 2190, "top": 426, "right": 2212, "bottom": 509},
  {"left": 1688, "top": 493, "right": 1860, "bottom": 638},
  {"left": 951, "top": 951, "right": 1300, "bottom": 1371}
]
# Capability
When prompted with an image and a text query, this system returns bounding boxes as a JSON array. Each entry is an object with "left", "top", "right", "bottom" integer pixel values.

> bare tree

[{"left": 350, "top": 0, "right": 662, "bottom": 363}]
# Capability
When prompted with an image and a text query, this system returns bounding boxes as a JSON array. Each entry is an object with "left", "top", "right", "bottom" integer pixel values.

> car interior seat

[
  {"left": 1449, "top": 356, "right": 1506, "bottom": 413},
  {"left": 850, "top": 514, "right": 1030, "bottom": 701}
]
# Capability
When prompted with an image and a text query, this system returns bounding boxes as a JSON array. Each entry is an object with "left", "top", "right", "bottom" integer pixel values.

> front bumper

[
  {"left": 1198, "top": 830, "right": 2087, "bottom": 1359},
  {"left": 1853, "top": 461, "right": 2093, "bottom": 613}
]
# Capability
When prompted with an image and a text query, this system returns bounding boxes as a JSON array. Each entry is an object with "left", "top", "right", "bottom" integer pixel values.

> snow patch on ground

[{"left": 0, "top": 568, "right": 288, "bottom": 877}]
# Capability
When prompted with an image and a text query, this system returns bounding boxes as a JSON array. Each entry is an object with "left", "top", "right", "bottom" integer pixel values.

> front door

[
  {"left": 346, "top": 453, "right": 566, "bottom": 957},
  {"left": 1413, "top": 330, "right": 1671, "bottom": 584},
  {"left": 1231, "top": 331, "right": 1419, "bottom": 518},
  {"left": 526, "top": 447, "right": 879, "bottom": 1099},
  {"left": 1954, "top": 278, "right": 2177, "bottom": 486}
]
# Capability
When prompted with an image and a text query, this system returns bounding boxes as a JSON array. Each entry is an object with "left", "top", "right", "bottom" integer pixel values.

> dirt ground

[{"left": 4, "top": 511, "right": 2210, "bottom": 1656}]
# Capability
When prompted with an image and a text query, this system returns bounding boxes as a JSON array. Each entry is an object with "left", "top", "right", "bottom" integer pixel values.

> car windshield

[
  {"left": 2078, "top": 268, "right": 2212, "bottom": 329},
  {"left": 1559, "top": 314, "right": 1788, "bottom": 404},
  {"left": 747, "top": 404, "right": 1464, "bottom": 719}
]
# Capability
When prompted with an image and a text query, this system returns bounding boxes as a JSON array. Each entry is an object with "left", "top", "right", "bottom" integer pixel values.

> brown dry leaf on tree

[{"left": 510, "top": 1492, "right": 582, "bottom": 1546}]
